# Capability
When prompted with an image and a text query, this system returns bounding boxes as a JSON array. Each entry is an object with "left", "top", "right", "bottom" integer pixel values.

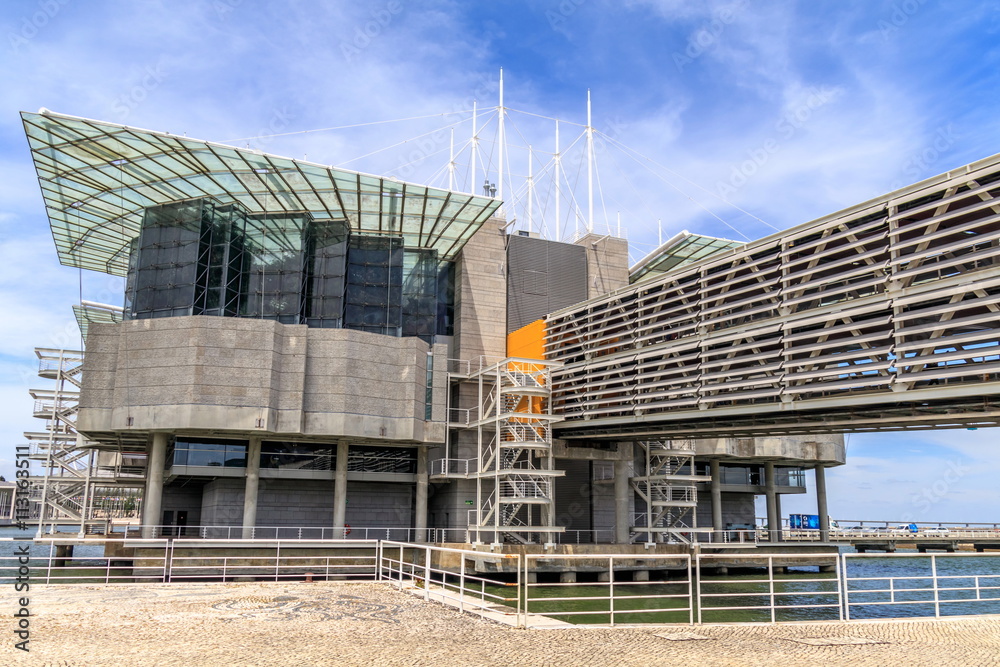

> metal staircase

[
  {"left": 27, "top": 348, "right": 145, "bottom": 536},
  {"left": 631, "top": 440, "right": 710, "bottom": 544},
  {"left": 436, "top": 357, "right": 565, "bottom": 544}
]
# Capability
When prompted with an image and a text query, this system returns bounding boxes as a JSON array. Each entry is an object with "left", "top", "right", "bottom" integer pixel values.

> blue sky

[{"left": 2, "top": 0, "right": 1000, "bottom": 523}]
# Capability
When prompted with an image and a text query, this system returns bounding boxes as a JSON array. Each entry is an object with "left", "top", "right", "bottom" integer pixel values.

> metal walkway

[{"left": 546, "top": 153, "right": 1000, "bottom": 438}]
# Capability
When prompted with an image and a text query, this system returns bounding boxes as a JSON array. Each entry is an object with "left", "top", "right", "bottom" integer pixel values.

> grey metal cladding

[
  {"left": 554, "top": 459, "right": 593, "bottom": 533},
  {"left": 506, "top": 235, "right": 588, "bottom": 332}
]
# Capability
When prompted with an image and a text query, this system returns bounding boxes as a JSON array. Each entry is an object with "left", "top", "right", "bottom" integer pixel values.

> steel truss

[
  {"left": 631, "top": 440, "right": 710, "bottom": 544},
  {"left": 436, "top": 357, "right": 565, "bottom": 544},
  {"left": 547, "top": 157, "right": 1000, "bottom": 437},
  {"left": 28, "top": 349, "right": 145, "bottom": 536}
]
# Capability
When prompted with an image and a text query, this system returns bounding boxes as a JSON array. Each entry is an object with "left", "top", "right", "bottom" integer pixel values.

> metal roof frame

[{"left": 22, "top": 109, "right": 502, "bottom": 275}]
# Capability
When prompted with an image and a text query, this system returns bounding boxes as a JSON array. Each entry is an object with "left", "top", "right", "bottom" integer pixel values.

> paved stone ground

[{"left": 3, "top": 581, "right": 999, "bottom": 666}]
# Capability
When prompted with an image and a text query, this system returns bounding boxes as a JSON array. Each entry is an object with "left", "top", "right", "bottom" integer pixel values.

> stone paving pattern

[{"left": 3, "top": 582, "right": 1000, "bottom": 666}]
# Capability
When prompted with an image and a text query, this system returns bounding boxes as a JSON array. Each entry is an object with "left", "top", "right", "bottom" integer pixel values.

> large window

[
  {"left": 260, "top": 441, "right": 335, "bottom": 471},
  {"left": 125, "top": 197, "right": 453, "bottom": 340},
  {"left": 347, "top": 446, "right": 416, "bottom": 474},
  {"left": 171, "top": 438, "right": 247, "bottom": 468}
]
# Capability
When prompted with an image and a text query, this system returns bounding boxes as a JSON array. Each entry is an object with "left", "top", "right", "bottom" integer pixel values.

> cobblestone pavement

[{"left": 3, "top": 582, "right": 1000, "bottom": 666}]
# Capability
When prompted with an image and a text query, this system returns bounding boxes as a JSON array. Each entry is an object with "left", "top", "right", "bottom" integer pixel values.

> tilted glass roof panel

[
  {"left": 22, "top": 110, "right": 499, "bottom": 274},
  {"left": 629, "top": 232, "right": 744, "bottom": 284},
  {"left": 73, "top": 304, "right": 123, "bottom": 341}
]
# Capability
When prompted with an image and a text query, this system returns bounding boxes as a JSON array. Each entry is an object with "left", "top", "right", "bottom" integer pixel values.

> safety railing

[
  {"left": 3, "top": 543, "right": 1000, "bottom": 628},
  {"left": 0, "top": 538, "right": 381, "bottom": 585},
  {"left": 447, "top": 407, "right": 476, "bottom": 425},
  {"left": 380, "top": 540, "right": 524, "bottom": 625},
  {"left": 843, "top": 552, "right": 1000, "bottom": 620},
  {"left": 696, "top": 553, "right": 842, "bottom": 623},
  {"left": 430, "top": 458, "right": 477, "bottom": 477},
  {"left": 112, "top": 525, "right": 467, "bottom": 543},
  {"left": 524, "top": 553, "right": 694, "bottom": 627}
]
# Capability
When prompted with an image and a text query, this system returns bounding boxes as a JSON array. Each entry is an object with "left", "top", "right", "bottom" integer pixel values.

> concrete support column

[
  {"left": 613, "top": 446, "right": 632, "bottom": 544},
  {"left": 764, "top": 462, "right": 779, "bottom": 543},
  {"left": 415, "top": 446, "right": 429, "bottom": 543},
  {"left": 333, "top": 442, "right": 349, "bottom": 537},
  {"left": 710, "top": 459, "right": 723, "bottom": 543},
  {"left": 142, "top": 432, "right": 168, "bottom": 539},
  {"left": 775, "top": 493, "right": 783, "bottom": 538},
  {"left": 815, "top": 465, "right": 830, "bottom": 542},
  {"left": 241, "top": 437, "right": 262, "bottom": 539}
]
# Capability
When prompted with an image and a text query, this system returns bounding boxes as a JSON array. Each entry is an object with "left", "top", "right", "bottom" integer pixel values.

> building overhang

[
  {"left": 21, "top": 109, "right": 501, "bottom": 275},
  {"left": 628, "top": 230, "right": 743, "bottom": 284}
]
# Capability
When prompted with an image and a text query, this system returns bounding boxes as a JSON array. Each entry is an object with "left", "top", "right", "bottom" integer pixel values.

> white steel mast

[
  {"left": 471, "top": 100, "right": 478, "bottom": 194},
  {"left": 498, "top": 68, "right": 505, "bottom": 212},
  {"left": 527, "top": 145, "right": 533, "bottom": 234},
  {"left": 586, "top": 89, "right": 594, "bottom": 234},
  {"left": 554, "top": 120, "right": 561, "bottom": 241},
  {"left": 448, "top": 128, "right": 455, "bottom": 192}
]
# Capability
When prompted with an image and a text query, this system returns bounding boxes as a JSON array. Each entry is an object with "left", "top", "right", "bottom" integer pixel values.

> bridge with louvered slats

[{"left": 546, "top": 152, "right": 1000, "bottom": 439}]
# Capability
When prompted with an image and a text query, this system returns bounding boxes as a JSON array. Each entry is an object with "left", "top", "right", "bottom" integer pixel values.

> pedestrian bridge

[{"left": 546, "top": 152, "right": 1000, "bottom": 439}]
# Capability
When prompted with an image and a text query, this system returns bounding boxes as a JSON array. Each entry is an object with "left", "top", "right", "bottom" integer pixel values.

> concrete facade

[{"left": 79, "top": 317, "right": 447, "bottom": 444}]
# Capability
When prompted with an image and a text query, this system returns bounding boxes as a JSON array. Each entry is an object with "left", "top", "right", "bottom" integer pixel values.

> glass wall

[
  {"left": 171, "top": 437, "right": 248, "bottom": 468},
  {"left": 305, "top": 218, "right": 350, "bottom": 328},
  {"left": 241, "top": 212, "right": 311, "bottom": 323},
  {"left": 347, "top": 446, "right": 416, "bottom": 474},
  {"left": 126, "top": 197, "right": 453, "bottom": 340},
  {"left": 344, "top": 235, "right": 403, "bottom": 336},
  {"left": 260, "top": 441, "right": 335, "bottom": 471}
]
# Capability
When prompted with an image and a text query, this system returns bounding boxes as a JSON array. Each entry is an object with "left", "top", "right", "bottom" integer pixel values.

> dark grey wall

[
  {"left": 554, "top": 459, "right": 593, "bottom": 535},
  {"left": 506, "top": 235, "right": 588, "bottom": 333}
]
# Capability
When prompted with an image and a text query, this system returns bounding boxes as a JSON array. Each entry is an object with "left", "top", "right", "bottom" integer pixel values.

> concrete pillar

[
  {"left": 764, "top": 462, "right": 778, "bottom": 543},
  {"left": 142, "top": 432, "right": 168, "bottom": 539},
  {"left": 598, "top": 571, "right": 612, "bottom": 582},
  {"left": 559, "top": 571, "right": 577, "bottom": 583},
  {"left": 710, "top": 459, "right": 723, "bottom": 543},
  {"left": 775, "top": 493, "right": 782, "bottom": 539},
  {"left": 241, "top": 437, "right": 262, "bottom": 539},
  {"left": 415, "top": 446, "right": 428, "bottom": 543},
  {"left": 634, "top": 570, "right": 650, "bottom": 581},
  {"left": 613, "top": 444, "right": 632, "bottom": 544},
  {"left": 815, "top": 465, "right": 830, "bottom": 542},
  {"left": 54, "top": 544, "right": 73, "bottom": 567},
  {"left": 333, "top": 442, "right": 349, "bottom": 537}
]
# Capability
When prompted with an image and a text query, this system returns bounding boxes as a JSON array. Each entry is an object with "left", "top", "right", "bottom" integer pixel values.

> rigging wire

[{"left": 220, "top": 110, "right": 478, "bottom": 144}]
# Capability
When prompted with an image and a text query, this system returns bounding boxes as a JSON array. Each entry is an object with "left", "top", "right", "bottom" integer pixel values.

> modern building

[
  {"left": 0, "top": 480, "right": 21, "bottom": 526},
  {"left": 22, "top": 109, "right": 846, "bottom": 544}
]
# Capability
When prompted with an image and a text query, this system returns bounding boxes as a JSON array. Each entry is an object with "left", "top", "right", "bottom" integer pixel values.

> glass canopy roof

[
  {"left": 22, "top": 109, "right": 502, "bottom": 275},
  {"left": 629, "top": 231, "right": 743, "bottom": 284},
  {"left": 72, "top": 303, "right": 123, "bottom": 340}
]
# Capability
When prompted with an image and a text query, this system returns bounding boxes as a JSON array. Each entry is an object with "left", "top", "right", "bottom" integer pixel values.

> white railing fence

[{"left": 3, "top": 541, "right": 1000, "bottom": 628}]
